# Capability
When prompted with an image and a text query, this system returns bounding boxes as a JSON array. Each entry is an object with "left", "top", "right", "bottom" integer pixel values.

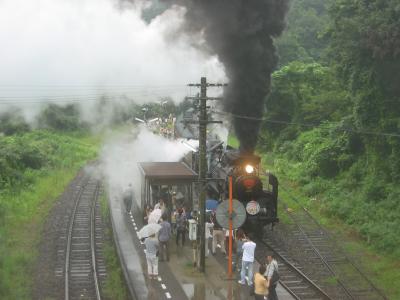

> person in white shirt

[
  {"left": 205, "top": 217, "right": 213, "bottom": 257},
  {"left": 238, "top": 235, "right": 256, "bottom": 286},
  {"left": 154, "top": 198, "right": 166, "bottom": 215}
]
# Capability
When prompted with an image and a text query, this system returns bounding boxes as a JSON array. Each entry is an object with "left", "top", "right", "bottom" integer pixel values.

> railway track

[
  {"left": 63, "top": 178, "right": 106, "bottom": 300},
  {"left": 261, "top": 186, "right": 386, "bottom": 300},
  {"left": 255, "top": 239, "right": 332, "bottom": 300}
]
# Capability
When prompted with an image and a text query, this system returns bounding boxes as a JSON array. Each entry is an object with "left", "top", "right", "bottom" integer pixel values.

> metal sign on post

[
  {"left": 215, "top": 200, "right": 246, "bottom": 230},
  {"left": 188, "top": 219, "right": 197, "bottom": 241}
]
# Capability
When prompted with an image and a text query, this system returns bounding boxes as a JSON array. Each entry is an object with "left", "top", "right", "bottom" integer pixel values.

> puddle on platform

[{"left": 183, "top": 281, "right": 245, "bottom": 300}]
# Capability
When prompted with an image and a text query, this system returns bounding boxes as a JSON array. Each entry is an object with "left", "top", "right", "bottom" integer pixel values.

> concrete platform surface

[{"left": 109, "top": 194, "right": 294, "bottom": 300}]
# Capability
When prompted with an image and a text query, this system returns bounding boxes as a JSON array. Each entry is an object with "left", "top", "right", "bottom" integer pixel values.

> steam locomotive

[
  {"left": 176, "top": 110, "right": 279, "bottom": 238},
  {"left": 207, "top": 143, "right": 279, "bottom": 238},
  {"left": 180, "top": 139, "right": 279, "bottom": 238}
]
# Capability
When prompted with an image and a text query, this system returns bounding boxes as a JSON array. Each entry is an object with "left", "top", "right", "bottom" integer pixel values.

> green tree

[
  {"left": 276, "top": 0, "right": 332, "bottom": 66},
  {"left": 260, "top": 62, "right": 350, "bottom": 150},
  {"left": 0, "top": 110, "right": 30, "bottom": 135},
  {"left": 37, "top": 104, "right": 82, "bottom": 131},
  {"left": 327, "top": 0, "right": 400, "bottom": 182}
]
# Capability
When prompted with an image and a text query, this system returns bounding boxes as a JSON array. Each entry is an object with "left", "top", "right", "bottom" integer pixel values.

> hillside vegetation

[
  {"left": 0, "top": 130, "right": 98, "bottom": 299},
  {"left": 260, "top": 0, "right": 400, "bottom": 257},
  {"left": 257, "top": 0, "right": 400, "bottom": 296}
]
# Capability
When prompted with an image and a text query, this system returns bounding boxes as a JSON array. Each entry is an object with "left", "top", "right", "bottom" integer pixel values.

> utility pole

[{"left": 186, "top": 77, "right": 226, "bottom": 272}]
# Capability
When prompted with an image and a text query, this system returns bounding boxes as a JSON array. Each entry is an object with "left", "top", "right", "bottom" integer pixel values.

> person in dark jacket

[
  {"left": 158, "top": 217, "right": 171, "bottom": 261},
  {"left": 175, "top": 208, "right": 187, "bottom": 246}
]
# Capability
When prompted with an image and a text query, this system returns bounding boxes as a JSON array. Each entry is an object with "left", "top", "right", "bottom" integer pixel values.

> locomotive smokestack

[{"left": 154, "top": 0, "right": 290, "bottom": 153}]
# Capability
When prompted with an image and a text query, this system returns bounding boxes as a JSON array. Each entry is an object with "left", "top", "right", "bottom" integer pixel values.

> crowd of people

[{"left": 125, "top": 194, "right": 280, "bottom": 300}]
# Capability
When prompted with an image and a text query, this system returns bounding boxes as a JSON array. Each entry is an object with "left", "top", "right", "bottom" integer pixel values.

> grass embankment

[
  {"left": 261, "top": 153, "right": 400, "bottom": 299},
  {"left": 100, "top": 193, "right": 129, "bottom": 300},
  {"left": 0, "top": 130, "right": 99, "bottom": 299}
]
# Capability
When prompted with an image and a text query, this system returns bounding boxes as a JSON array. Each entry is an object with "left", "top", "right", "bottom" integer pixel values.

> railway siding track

[
  {"left": 263, "top": 187, "right": 386, "bottom": 300},
  {"left": 61, "top": 178, "right": 106, "bottom": 300}
]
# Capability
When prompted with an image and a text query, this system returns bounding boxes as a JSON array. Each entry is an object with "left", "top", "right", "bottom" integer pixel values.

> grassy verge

[
  {"left": 0, "top": 131, "right": 99, "bottom": 299},
  {"left": 100, "top": 193, "right": 129, "bottom": 300},
  {"left": 261, "top": 153, "right": 400, "bottom": 299}
]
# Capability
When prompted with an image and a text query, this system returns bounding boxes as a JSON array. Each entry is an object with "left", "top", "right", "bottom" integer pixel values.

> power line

[
  {"left": 0, "top": 84, "right": 187, "bottom": 89},
  {"left": 213, "top": 110, "right": 400, "bottom": 138},
  {"left": 0, "top": 89, "right": 192, "bottom": 104}
]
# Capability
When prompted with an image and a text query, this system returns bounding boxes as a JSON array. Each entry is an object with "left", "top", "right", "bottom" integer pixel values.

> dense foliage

[
  {"left": 276, "top": 0, "right": 332, "bottom": 65},
  {"left": 0, "top": 109, "right": 30, "bottom": 135},
  {"left": 0, "top": 130, "right": 98, "bottom": 298},
  {"left": 260, "top": 0, "right": 400, "bottom": 257}
]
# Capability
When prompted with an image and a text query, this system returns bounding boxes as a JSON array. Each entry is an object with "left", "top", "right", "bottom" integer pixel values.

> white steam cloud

[
  {"left": 0, "top": 0, "right": 225, "bottom": 118},
  {"left": 100, "top": 126, "right": 191, "bottom": 205}
]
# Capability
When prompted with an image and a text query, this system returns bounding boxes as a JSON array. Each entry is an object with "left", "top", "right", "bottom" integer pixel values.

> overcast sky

[{"left": 0, "top": 0, "right": 225, "bottom": 105}]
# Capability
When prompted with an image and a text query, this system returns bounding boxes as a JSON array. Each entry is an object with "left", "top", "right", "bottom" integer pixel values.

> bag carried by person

[{"left": 270, "top": 270, "right": 280, "bottom": 285}]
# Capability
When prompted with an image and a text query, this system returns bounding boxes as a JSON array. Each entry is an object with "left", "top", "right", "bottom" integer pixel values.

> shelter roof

[{"left": 138, "top": 162, "right": 197, "bottom": 181}]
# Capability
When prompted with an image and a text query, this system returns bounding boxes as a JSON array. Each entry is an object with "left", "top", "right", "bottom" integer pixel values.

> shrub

[
  {"left": 0, "top": 111, "right": 30, "bottom": 136},
  {"left": 37, "top": 104, "right": 82, "bottom": 131}
]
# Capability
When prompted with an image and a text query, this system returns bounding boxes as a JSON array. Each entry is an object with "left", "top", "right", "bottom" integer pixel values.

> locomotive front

[{"left": 222, "top": 151, "right": 279, "bottom": 238}]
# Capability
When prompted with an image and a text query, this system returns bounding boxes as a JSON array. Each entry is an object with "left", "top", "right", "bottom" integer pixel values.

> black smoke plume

[{"left": 142, "top": 0, "right": 290, "bottom": 153}]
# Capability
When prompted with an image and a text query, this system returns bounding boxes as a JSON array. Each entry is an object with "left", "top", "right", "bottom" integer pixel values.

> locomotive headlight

[{"left": 245, "top": 164, "right": 254, "bottom": 174}]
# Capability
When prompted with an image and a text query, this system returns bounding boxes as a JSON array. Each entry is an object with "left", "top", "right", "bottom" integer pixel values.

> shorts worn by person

[
  {"left": 144, "top": 234, "right": 159, "bottom": 279},
  {"left": 238, "top": 236, "right": 256, "bottom": 286},
  {"left": 264, "top": 255, "right": 279, "bottom": 300}
]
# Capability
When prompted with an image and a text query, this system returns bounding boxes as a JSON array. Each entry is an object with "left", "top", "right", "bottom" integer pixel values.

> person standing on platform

[
  {"left": 254, "top": 264, "right": 269, "bottom": 300},
  {"left": 154, "top": 198, "right": 166, "bottom": 216},
  {"left": 238, "top": 235, "right": 256, "bottom": 286},
  {"left": 171, "top": 208, "right": 177, "bottom": 235},
  {"left": 211, "top": 212, "right": 226, "bottom": 255},
  {"left": 144, "top": 206, "right": 153, "bottom": 225},
  {"left": 205, "top": 216, "right": 213, "bottom": 257},
  {"left": 123, "top": 183, "right": 133, "bottom": 214},
  {"left": 175, "top": 208, "right": 187, "bottom": 246},
  {"left": 265, "top": 254, "right": 279, "bottom": 300},
  {"left": 158, "top": 217, "right": 171, "bottom": 261},
  {"left": 235, "top": 229, "right": 245, "bottom": 272},
  {"left": 144, "top": 233, "right": 159, "bottom": 279}
]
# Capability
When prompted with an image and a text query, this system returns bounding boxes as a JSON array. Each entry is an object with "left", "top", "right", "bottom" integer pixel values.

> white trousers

[{"left": 146, "top": 255, "right": 158, "bottom": 276}]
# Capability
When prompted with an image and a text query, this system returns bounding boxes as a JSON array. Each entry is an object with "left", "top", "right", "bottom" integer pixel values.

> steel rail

[
  {"left": 280, "top": 185, "right": 387, "bottom": 300},
  {"left": 257, "top": 239, "right": 333, "bottom": 300},
  {"left": 281, "top": 199, "right": 355, "bottom": 300},
  {"left": 65, "top": 179, "right": 101, "bottom": 300},
  {"left": 279, "top": 280, "right": 301, "bottom": 300},
  {"left": 91, "top": 183, "right": 101, "bottom": 300},
  {"left": 64, "top": 180, "right": 87, "bottom": 300}
]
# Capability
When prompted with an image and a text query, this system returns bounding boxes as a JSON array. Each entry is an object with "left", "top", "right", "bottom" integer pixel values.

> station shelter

[{"left": 138, "top": 162, "right": 198, "bottom": 218}]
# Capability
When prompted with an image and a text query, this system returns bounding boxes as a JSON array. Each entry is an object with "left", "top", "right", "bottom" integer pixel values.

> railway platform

[{"left": 109, "top": 192, "right": 294, "bottom": 300}]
